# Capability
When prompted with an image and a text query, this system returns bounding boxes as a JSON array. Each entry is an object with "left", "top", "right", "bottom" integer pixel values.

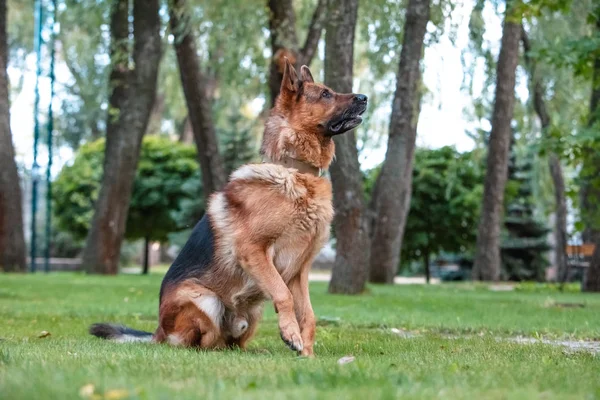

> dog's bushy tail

[{"left": 89, "top": 323, "right": 153, "bottom": 343}]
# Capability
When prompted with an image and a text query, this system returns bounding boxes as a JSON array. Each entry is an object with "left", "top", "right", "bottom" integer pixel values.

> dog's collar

[{"left": 263, "top": 157, "right": 322, "bottom": 177}]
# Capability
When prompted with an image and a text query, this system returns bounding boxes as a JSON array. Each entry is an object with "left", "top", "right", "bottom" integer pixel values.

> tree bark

[
  {"left": 324, "top": 0, "right": 368, "bottom": 295},
  {"left": 0, "top": 0, "right": 26, "bottom": 273},
  {"left": 473, "top": 2, "right": 521, "bottom": 282},
  {"left": 81, "top": 0, "right": 161, "bottom": 275},
  {"left": 267, "top": 0, "right": 327, "bottom": 106},
  {"left": 368, "top": 0, "right": 431, "bottom": 284},
  {"left": 179, "top": 115, "right": 194, "bottom": 144},
  {"left": 300, "top": 0, "right": 328, "bottom": 67},
  {"left": 583, "top": 242, "right": 600, "bottom": 292},
  {"left": 142, "top": 236, "right": 150, "bottom": 275},
  {"left": 582, "top": 8, "right": 600, "bottom": 292},
  {"left": 145, "top": 93, "right": 165, "bottom": 135},
  {"left": 548, "top": 154, "right": 569, "bottom": 282},
  {"left": 168, "top": 0, "right": 227, "bottom": 197},
  {"left": 520, "top": 26, "right": 569, "bottom": 283}
]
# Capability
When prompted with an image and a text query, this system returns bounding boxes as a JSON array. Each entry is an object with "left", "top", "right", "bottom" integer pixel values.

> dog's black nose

[{"left": 354, "top": 94, "right": 368, "bottom": 104}]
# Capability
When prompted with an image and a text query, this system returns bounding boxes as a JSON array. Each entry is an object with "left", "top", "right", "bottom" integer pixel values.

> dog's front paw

[
  {"left": 279, "top": 321, "right": 303, "bottom": 352},
  {"left": 299, "top": 347, "right": 314, "bottom": 358}
]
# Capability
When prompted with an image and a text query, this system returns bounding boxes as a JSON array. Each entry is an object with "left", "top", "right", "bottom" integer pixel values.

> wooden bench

[
  {"left": 565, "top": 244, "right": 595, "bottom": 281},
  {"left": 566, "top": 244, "right": 596, "bottom": 259}
]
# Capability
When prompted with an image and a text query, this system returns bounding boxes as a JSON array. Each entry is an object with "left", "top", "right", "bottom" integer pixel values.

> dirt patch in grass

[{"left": 387, "top": 327, "right": 600, "bottom": 354}]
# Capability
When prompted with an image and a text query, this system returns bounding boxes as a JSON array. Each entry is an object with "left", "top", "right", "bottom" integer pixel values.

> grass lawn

[{"left": 1, "top": 273, "right": 599, "bottom": 399}]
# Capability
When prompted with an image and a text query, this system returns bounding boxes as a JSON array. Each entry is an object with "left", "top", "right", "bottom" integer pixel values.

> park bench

[{"left": 565, "top": 244, "right": 595, "bottom": 282}]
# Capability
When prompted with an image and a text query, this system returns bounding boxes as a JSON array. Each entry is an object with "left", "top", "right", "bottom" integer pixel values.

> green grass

[{"left": 1, "top": 273, "right": 599, "bottom": 400}]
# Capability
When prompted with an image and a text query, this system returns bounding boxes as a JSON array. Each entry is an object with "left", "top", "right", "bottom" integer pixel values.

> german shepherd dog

[{"left": 90, "top": 59, "right": 367, "bottom": 357}]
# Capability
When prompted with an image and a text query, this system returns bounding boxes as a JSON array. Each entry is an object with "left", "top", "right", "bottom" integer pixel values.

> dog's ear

[
  {"left": 300, "top": 65, "right": 314, "bottom": 83},
  {"left": 281, "top": 57, "right": 300, "bottom": 93}
]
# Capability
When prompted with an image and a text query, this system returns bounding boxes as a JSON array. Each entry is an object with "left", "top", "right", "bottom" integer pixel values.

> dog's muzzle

[{"left": 327, "top": 95, "right": 368, "bottom": 136}]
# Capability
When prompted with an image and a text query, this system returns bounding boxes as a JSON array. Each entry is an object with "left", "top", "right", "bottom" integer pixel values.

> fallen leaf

[
  {"left": 337, "top": 356, "right": 355, "bottom": 365},
  {"left": 79, "top": 383, "right": 95, "bottom": 398},
  {"left": 38, "top": 331, "right": 51, "bottom": 338}
]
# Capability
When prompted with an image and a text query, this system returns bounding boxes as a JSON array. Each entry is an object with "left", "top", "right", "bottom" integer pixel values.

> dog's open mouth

[
  {"left": 328, "top": 106, "right": 367, "bottom": 135},
  {"left": 330, "top": 116, "right": 363, "bottom": 133}
]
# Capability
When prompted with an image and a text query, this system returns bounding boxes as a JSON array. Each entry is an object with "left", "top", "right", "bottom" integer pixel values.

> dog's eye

[{"left": 321, "top": 90, "right": 332, "bottom": 99}]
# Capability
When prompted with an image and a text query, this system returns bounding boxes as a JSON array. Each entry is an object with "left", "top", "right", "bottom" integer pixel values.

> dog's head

[{"left": 261, "top": 58, "right": 368, "bottom": 171}]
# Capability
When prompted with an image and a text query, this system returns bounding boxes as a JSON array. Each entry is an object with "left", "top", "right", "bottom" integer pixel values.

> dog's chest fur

[{"left": 207, "top": 164, "right": 333, "bottom": 310}]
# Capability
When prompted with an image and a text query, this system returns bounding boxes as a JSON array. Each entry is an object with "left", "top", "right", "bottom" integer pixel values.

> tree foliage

[
  {"left": 53, "top": 136, "right": 202, "bottom": 243},
  {"left": 4, "top": 0, "right": 599, "bottom": 282},
  {"left": 57, "top": 0, "right": 110, "bottom": 148},
  {"left": 365, "top": 146, "right": 483, "bottom": 273},
  {"left": 501, "top": 148, "right": 551, "bottom": 281},
  {"left": 401, "top": 147, "right": 483, "bottom": 266}
]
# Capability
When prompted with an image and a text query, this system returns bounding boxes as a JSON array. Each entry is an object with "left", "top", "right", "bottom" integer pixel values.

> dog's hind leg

[
  {"left": 160, "top": 303, "right": 225, "bottom": 349},
  {"left": 237, "top": 243, "right": 303, "bottom": 352},
  {"left": 158, "top": 285, "right": 226, "bottom": 349}
]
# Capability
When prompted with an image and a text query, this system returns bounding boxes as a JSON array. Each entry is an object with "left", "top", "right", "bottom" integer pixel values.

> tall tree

[
  {"left": 325, "top": 0, "right": 368, "bottom": 294},
  {"left": 0, "top": 0, "right": 26, "bottom": 272},
  {"left": 521, "top": 26, "right": 569, "bottom": 283},
  {"left": 168, "top": 0, "right": 227, "bottom": 197},
  {"left": 585, "top": 242, "right": 600, "bottom": 292},
  {"left": 267, "top": 0, "right": 327, "bottom": 105},
  {"left": 368, "top": 0, "right": 431, "bottom": 284},
  {"left": 500, "top": 147, "right": 551, "bottom": 281},
  {"left": 473, "top": 1, "right": 521, "bottom": 281},
  {"left": 54, "top": 137, "right": 202, "bottom": 276},
  {"left": 393, "top": 147, "right": 483, "bottom": 283},
  {"left": 582, "top": 6, "right": 600, "bottom": 292},
  {"left": 81, "top": 0, "right": 161, "bottom": 274}
]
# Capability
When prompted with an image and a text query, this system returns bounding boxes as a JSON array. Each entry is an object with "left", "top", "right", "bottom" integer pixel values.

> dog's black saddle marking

[{"left": 159, "top": 214, "right": 215, "bottom": 302}]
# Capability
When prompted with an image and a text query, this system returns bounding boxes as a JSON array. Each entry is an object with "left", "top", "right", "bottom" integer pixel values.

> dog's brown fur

[{"left": 90, "top": 59, "right": 367, "bottom": 357}]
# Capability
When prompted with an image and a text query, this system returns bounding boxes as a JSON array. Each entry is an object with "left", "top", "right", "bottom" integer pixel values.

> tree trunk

[
  {"left": 548, "top": 154, "right": 569, "bottom": 282},
  {"left": 580, "top": 20, "right": 600, "bottom": 247},
  {"left": 81, "top": 0, "right": 161, "bottom": 275},
  {"left": 583, "top": 241, "right": 600, "bottom": 292},
  {"left": 168, "top": 0, "right": 227, "bottom": 198},
  {"left": 159, "top": 241, "right": 172, "bottom": 264},
  {"left": 142, "top": 236, "right": 150, "bottom": 275},
  {"left": 0, "top": 0, "right": 26, "bottom": 273},
  {"left": 520, "top": 26, "right": 569, "bottom": 283},
  {"left": 369, "top": 0, "right": 431, "bottom": 284},
  {"left": 582, "top": 8, "right": 600, "bottom": 292},
  {"left": 179, "top": 115, "right": 194, "bottom": 144},
  {"left": 324, "top": 0, "right": 368, "bottom": 295},
  {"left": 267, "top": 0, "right": 327, "bottom": 106},
  {"left": 473, "top": 2, "right": 521, "bottom": 282},
  {"left": 424, "top": 250, "right": 430, "bottom": 284},
  {"left": 145, "top": 93, "right": 165, "bottom": 135}
]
